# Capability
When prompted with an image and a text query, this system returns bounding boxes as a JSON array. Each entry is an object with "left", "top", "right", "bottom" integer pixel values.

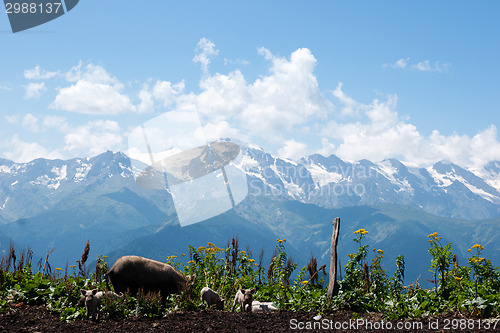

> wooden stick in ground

[{"left": 327, "top": 217, "right": 340, "bottom": 299}]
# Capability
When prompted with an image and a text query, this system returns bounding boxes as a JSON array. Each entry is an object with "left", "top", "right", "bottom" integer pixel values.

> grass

[{"left": 1, "top": 229, "right": 499, "bottom": 321}]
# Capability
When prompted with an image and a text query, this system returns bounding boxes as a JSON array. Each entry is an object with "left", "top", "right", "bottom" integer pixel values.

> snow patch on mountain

[
  {"left": 427, "top": 167, "right": 453, "bottom": 187},
  {"left": 307, "top": 162, "right": 342, "bottom": 187},
  {"left": 472, "top": 161, "right": 500, "bottom": 194},
  {"left": 0, "top": 197, "right": 8, "bottom": 210},
  {"left": 270, "top": 161, "right": 304, "bottom": 199},
  {"left": 0, "top": 165, "right": 12, "bottom": 174},
  {"left": 377, "top": 160, "right": 399, "bottom": 181},
  {"left": 74, "top": 162, "right": 92, "bottom": 182},
  {"left": 376, "top": 160, "right": 414, "bottom": 194},
  {"left": 30, "top": 165, "right": 67, "bottom": 189}
]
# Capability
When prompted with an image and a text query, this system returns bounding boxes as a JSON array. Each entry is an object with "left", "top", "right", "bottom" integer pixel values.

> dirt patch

[{"left": 0, "top": 305, "right": 497, "bottom": 332}]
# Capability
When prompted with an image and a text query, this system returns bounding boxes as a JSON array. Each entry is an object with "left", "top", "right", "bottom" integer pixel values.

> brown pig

[{"left": 105, "top": 255, "right": 187, "bottom": 303}]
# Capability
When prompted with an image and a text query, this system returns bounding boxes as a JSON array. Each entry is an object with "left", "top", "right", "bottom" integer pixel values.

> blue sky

[{"left": 1, "top": 1, "right": 499, "bottom": 170}]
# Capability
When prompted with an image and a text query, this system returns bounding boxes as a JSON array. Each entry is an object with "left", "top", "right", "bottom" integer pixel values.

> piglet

[
  {"left": 200, "top": 287, "right": 225, "bottom": 310},
  {"left": 80, "top": 289, "right": 121, "bottom": 321},
  {"left": 231, "top": 288, "right": 256, "bottom": 312}
]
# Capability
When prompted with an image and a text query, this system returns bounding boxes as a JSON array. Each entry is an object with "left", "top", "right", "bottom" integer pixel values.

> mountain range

[{"left": 1, "top": 144, "right": 499, "bottom": 284}]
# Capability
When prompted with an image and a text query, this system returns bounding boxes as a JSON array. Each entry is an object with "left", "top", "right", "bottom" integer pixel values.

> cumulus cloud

[
  {"left": 42, "top": 115, "right": 71, "bottom": 133},
  {"left": 63, "top": 120, "right": 123, "bottom": 156},
  {"left": 193, "top": 38, "right": 219, "bottom": 74},
  {"left": 24, "top": 65, "right": 59, "bottom": 80},
  {"left": 24, "top": 82, "right": 46, "bottom": 99},
  {"left": 332, "top": 82, "right": 364, "bottom": 116},
  {"left": 136, "top": 80, "right": 186, "bottom": 113},
  {"left": 1, "top": 134, "right": 62, "bottom": 163},
  {"left": 224, "top": 58, "right": 250, "bottom": 66},
  {"left": 152, "top": 80, "right": 185, "bottom": 107},
  {"left": 384, "top": 57, "right": 450, "bottom": 73},
  {"left": 323, "top": 84, "right": 500, "bottom": 169},
  {"left": 51, "top": 63, "right": 136, "bottom": 115},
  {"left": 192, "top": 45, "right": 331, "bottom": 149},
  {"left": 22, "top": 114, "right": 39, "bottom": 132},
  {"left": 278, "top": 139, "right": 310, "bottom": 160},
  {"left": 5, "top": 44, "right": 498, "bottom": 171},
  {"left": 5, "top": 115, "right": 19, "bottom": 124}
]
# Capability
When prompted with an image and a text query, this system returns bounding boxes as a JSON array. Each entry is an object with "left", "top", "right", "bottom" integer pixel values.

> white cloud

[
  {"left": 323, "top": 84, "right": 500, "bottom": 169},
  {"left": 51, "top": 63, "right": 135, "bottom": 115},
  {"left": 278, "top": 139, "right": 310, "bottom": 160},
  {"left": 152, "top": 80, "right": 185, "bottom": 107},
  {"left": 332, "top": 82, "right": 364, "bottom": 116},
  {"left": 22, "top": 114, "right": 39, "bottom": 132},
  {"left": 1, "top": 134, "right": 62, "bottom": 163},
  {"left": 42, "top": 116, "right": 71, "bottom": 133},
  {"left": 193, "top": 38, "right": 219, "bottom": 74},
  {"left": 201, "top": 120, "right": 245, "bottom": 143},
  {"left": 5, "top": 115, "right": 19, "bottom": 124},
  {"left": 24, "top": 82, "right": 46, "bottom": 99},
  {"left": 193, "top": 45, "right": 330, "bottom": 146},
  {"left": 137, "top": 84, "right": 154, "bottom": 113},
  {"left": 136, "top": 80, "right": 186, "bottom": 113},
  {"left": 383, "top": 57, "right": 409, "bottom": 69},
  {"left": 224, "top": 58, "right": 250, "bottom": 66},
  {"left": 24, "top": 65, "right": 59, "bottom": 80},
  {"left": 4, "top": 45, "right": 497, "bottom": 171},
  {"left": 0, "top": 85, "right": 12, "bottom": 91},
  {"left": 317, "top": 138, "right": 336, "bottom": 157},
  {"left": 384, "top": 57, "right": 450, "bottom": 73},
  {"left": 63, "top": 120, "right": 124, "bottom": 156}
]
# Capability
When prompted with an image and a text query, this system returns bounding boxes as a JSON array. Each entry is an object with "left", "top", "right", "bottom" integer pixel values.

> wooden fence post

[{"left": 327, "top": 217, "right": 340, "bottom": 299}]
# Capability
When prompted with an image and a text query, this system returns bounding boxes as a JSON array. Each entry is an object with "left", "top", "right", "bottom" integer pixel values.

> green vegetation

[{"left": 1, "top": 229, "right": 499, "bottom": 321}]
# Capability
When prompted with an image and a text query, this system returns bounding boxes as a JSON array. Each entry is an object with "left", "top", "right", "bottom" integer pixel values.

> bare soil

[{"left": 0, "top": 304, "right": 497, "bottom": 332}]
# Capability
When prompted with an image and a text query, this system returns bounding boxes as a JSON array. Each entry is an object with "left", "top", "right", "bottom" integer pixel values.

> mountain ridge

[{"left": 1, "top": 146, "right": 499, "bottom": 284}]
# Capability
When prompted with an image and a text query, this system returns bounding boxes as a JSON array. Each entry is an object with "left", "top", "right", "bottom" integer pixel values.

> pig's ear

[
  {"left": 250, "top": 288, "right": 256, "bottom": 293},
  {"left": 240, "top": 289, "right": 245, "bottom": 294},
  {"left": 80, "top": 289, "right": 87, "bottom": 296},
  {"left": 92, "top": 289, "right": 98, "bottom": 295}
]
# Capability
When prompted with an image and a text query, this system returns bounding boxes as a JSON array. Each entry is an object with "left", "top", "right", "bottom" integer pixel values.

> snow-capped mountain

[
  {"left": 1, "top": 145, "right": 499, "bottom": 223},
  {"left": 237, "top": 145, "right": 500, "bottom": 220},
  {"left": 1, "top": 146, "right": 499, "bottom": 283}
]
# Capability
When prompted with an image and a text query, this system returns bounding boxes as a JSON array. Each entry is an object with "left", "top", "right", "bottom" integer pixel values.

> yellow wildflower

[
  {"left": 354, "top": 228, "right": 368, "bottom": 235},
  {"left": 300, "top": 280, "right": 309, "bottom": 285},
  {"left": 455, "top": 276, "right": 462, "bottom": 280},
  {"left": 181, "top": 253, "right": 186, "bottom": 256},
  {"left": 467, "top": 249, "right": 472, "bottom": 252},
  {"left": 377, "top": 249, "right": 384, "bottom": 254},
  {"left": 197, "top": 246, "right": 205, "bottom": 252},
  {"left": 187, "top": 260, "right": 195, "bottom": 264},
  {"left": 69, "top": 265, "right": 77, "bottom": 268},
  {"left": 240, "top": 251, "right": 246, "bottom": 255},
  {"left": 469, "top": 257, "right": 485, "bottom": 264},
  {"left": 166, "top": 255, "right": 177, "bottom": 260},
  {"left": 471, "top": 244, "right": 484, "bottom": 250},
  {"left": 248, "top": 259, "right": 255, "bottom": 263},
  {"left": 428, "top": 232, "right": 438, "bottom": 238},
  {"left": 55, "top": 268, "right": 62, "bottom": 271}
]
